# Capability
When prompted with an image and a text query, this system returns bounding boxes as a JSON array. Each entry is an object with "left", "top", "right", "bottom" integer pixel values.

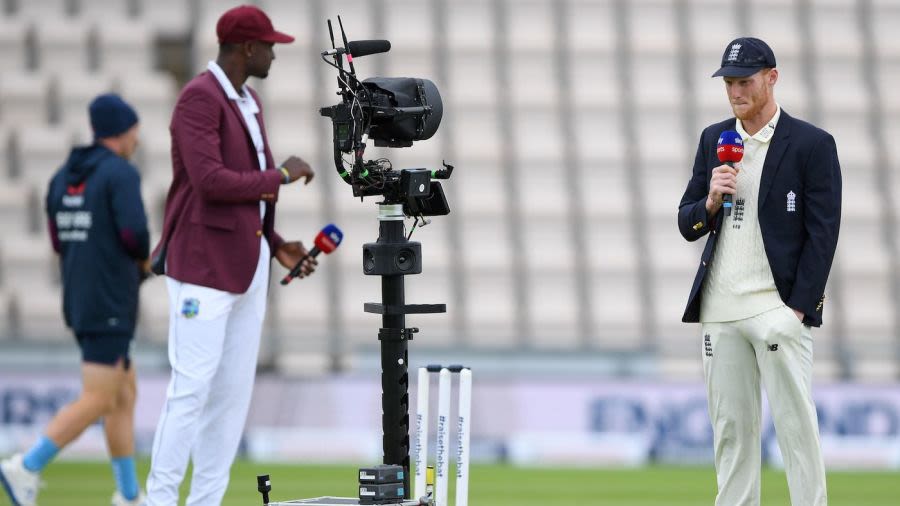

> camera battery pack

[
  {"left": 358, "top": 482, "right": 405, "bottom": 504},
  {"left": 358, "top": 464, "right": 405, "bottom": 484}
]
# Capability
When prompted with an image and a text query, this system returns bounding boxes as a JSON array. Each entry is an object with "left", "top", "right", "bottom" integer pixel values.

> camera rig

[
  {"left": 257, "top": 17, "right": 457, "bottom": 506},
  {"left": 319, "top": 18, "right": 452, "bottom": 218}
]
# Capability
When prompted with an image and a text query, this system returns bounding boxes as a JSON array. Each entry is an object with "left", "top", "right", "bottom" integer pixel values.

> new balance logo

[{"left": 768, "top": 344, "right": 779, "bottom": 352}]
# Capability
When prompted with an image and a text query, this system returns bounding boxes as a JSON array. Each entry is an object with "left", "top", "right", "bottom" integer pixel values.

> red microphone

[
  {"left": 281, "top": 224, "right": 343, "bottom": 285},
  {"left": 716, "top": 130, "right": 744, "bottom": 217}
]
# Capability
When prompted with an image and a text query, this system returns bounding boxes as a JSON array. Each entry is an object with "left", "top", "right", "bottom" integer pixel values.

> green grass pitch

[{"left": 13, "top": 460, "right": 898, "bottom": 505}]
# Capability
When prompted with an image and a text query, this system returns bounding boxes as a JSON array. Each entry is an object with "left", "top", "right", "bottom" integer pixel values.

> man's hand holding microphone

[{"left": 707, "top": 130, "right": 744, "bottom": 216}]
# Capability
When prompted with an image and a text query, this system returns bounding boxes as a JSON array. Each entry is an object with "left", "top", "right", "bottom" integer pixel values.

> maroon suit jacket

[{"left": 152, "top": 71, "right": 285, "bottom": 293}]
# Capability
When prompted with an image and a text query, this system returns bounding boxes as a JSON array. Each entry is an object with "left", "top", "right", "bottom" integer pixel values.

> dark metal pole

[{"left": 377, "top": 216, "right": 411, "bottom": 497}]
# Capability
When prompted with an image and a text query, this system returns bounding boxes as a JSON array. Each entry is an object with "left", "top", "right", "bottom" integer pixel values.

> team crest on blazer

[
  {"left": 787, "top": 191, "right": 796, "bottom": 212},
  {"left": 181, "top": 298, "right": 200, "bottom": 318}
]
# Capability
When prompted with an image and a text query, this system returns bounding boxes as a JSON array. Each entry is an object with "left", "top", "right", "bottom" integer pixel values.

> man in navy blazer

[
  {"left": 678, "top": 38, "right": 840, "bottom": 506},
  {"left": 146, "top": 6, "right": 317, "bottom": 506}
]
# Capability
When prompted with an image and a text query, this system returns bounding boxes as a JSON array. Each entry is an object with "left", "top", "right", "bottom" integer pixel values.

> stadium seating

[{"left": 0, "top": 0, "right": 897, "bottom": 382}]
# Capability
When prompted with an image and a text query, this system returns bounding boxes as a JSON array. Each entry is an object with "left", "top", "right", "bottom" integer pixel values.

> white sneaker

[
  {"left": 0, "top": 453, "right": 41, "bottom": 506},
  {"left": 111, "top": 489, "right": 147, "bottom": 506}
]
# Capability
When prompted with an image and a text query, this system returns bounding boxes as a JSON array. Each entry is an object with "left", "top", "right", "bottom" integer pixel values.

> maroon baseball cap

[{"left": 216, "top": 5, "right": 295, "bottom": 44}]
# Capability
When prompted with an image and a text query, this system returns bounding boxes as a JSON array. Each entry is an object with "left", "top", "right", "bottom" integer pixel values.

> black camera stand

[{"left": 260, "top": 204, "right": 445, "bottom": 506}]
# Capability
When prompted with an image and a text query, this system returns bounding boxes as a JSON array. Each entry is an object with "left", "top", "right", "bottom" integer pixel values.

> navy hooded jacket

[{"left": 45, "top": 144, "right": 150, "bottom": 336}]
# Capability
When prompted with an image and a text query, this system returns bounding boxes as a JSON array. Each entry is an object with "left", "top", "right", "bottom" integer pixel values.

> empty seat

[
  {"left": 840, "top": 272, "right": 895, "bottom": 349},
  {"left": 0, "top": 18, "right": 29, "bottom": 71},
  {"left": 521, "top": 215, "right": 576, "bottom": 270},
  {"left": 511, "top": 108, "right": 563, "bottom": 161},
  {"left": 34, "top": 18, "right": 92, "bottom": 72},
  {"left": 809, "top": 1, "right": 863, "bottom": 59},
  {"left": 259, "top": 0, "right": 316, "bottom": 45},
  {"left": 448, "top": 105, "right": 501, "bottom": 163},
  {"left": 264, "top": 111, "right": 322, "bottom": 170},
  {"left": 385, "top": 50, "right": 437, "bottom": 84},
  {"left": 642, "top": 159, "right": 693, "bottom": 220},
  {"left": 191, "top": 12, "right": 221, "bottom": 74},
  {"left": 835, "top": 217, "right": 890, "bottom": 276},
  {"left": 836, "top": 163, "right": 880, "bottom": 220},
  {"left": 384, "top": 0, "right": 434, "bottom": 52},
  {"left": 585, "top": 214, "right": 638, "bottom": 273},
  {"left": 567, "top": 0, "right": 616, "bottom": 52},
  {"left": 627, "top": 0, "right": 678, "bottom": 56},
  {"left": 745, "top": 0, "right": 803, "bottom": 59},
  {"left": 0, "top": 181, "right": 35, "bottom": 237},
  {"left": 96, "top": 20, "right": 155, "bottom": 73},
  {"left": 506, "top": 0, "right": 555, "bottom": 52},
  {"left": 653, "top": 269, "right": 702, "bottom": 344},
  {"left": 872, "top": 0, "right": 900, "bottom": 59},
  {"left": 0, "top": 72, "right": 51, "bottom": 126},
  {"left": 457, "top": 215, "right": 513, "bottom": 271},
  {"left": 458, "top": 160, "right": 509, "bottom": 218},
  {"left": 461, "top": 266, "right": 519, "bottom": 348},
  {"left": 851, "top": 357, "right": 900, "bottom": 383},
  {"left": 517, "top": 161, "right": 570, "bottom": 217},
  {"left": 631, "top": 54, "right": 683, "bottom": 109},
  {"left": 260, "top": 43, "right": 317, "bottom": 108},
  {"left": 816, "top": 58, "right": 869, "bottom": 113},
  {"left": 590, "top": 268, "right": 645, "bottom": 350},
  {"left": 56, "top": 71, "right": 116, "bottom": 130},
  {"left": 15, "top": 124, "right": 74, "bottom": 189},
  {"left": 446, "top": 0, "right": 493, "bottom": 51},
  {"left": 336, "top": 268, "right": 385, "bottom": 347},
  {"left": 117, "top": 71, "right": 177, "bottom": 131},
  {"left": 140, "top": 0, "right": 192, "bottom": 39},
  {"left": 820, "top": 111, "right": 875, "bottom": 170},
  {"left": 76, "top": 0, "right": 134, "bottom": 20},
  {"left": 447, "top": 51, "right": 500, "bottom": 107},
  {"left": 574, "top": 107, "right": 626, "bottom": 165},
  {"left": 508, "top": 53, "right": 559, "bottom": 108},
  {"left": 686, "top": 0, "right": 741, "bottom": 60},
  {"left": 526, "top": 269, "right": 581, "bottom": 349},
  {"left": 579, "top": 162, "right": 630, "bottom": 219},
  {"left": 876, "top": 58, "right": 900, "bottom": 114},
  {"left": 632, "top": 107, "right": 689, "bottom": 165},
  {"left": 15, "top": 0, "right": 70, "bottom": 18},
  {"left": 569, "top": 51, "right": 619, "bottom": 109},
  {"left": 0, "top": 289, "right": 14, "bottom": 341},
  {"left": 11, "top": 282, "right": 69, "bottom": 342}
]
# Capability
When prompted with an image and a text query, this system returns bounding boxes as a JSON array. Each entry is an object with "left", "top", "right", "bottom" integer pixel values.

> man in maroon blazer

[{"left": 146, "top": 6, "right": 316, "bottom": 505}]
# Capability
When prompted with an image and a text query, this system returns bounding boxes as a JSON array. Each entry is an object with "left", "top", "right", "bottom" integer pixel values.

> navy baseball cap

[{"left": 712, "top": 37, "right": 777, "bottom": 78}]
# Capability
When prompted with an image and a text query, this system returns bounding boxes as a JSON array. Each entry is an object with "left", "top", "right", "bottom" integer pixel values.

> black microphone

[
  {"left": 347, "top": 39, "right": 391, "bottom": 57},
  {"left": 281, "top": 224, "right": 344, "bottom": 285}
]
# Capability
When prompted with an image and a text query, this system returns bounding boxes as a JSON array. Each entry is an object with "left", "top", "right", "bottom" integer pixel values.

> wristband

[{"left": 279, "top": 166, "right": 291, "bottom": 184}]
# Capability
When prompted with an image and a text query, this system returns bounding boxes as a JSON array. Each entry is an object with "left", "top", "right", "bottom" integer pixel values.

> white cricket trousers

[
  {"left": 702, "top": 304, "right": 827, "bottom": 506},
  {"left": 147, "top": 240, "right": 270, "bottom": 506}
]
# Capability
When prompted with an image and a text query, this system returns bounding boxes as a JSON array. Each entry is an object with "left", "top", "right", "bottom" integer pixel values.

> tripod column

[{"left": 379, "top": 205, "right": 410, "bottom": 495}]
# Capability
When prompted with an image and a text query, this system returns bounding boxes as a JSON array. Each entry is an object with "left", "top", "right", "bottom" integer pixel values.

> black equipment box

[
  {"left": 358, "top": 465, "right": 405, "bottom": 485},
  {"left": 358, "top": 482, "right": 405, "bottom": 505}
]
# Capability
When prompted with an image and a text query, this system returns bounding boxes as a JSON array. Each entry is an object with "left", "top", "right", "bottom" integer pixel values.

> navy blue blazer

[{"left": 678, "top": 110, "right": 841, "bottom": 327}]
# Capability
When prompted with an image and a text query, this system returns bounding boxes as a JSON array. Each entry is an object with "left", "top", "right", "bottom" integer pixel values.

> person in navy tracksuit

[
  {"left": 679, "top": 38, "right": 841, "bottom": 506},
  {"left": 0, "top": 94, "right": 150, "bottom": 506}
]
